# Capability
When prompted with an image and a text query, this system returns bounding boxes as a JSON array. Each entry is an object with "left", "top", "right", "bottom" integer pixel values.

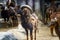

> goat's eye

[{"left": 32, "top": 19, "right": 34, "bottom": 20}]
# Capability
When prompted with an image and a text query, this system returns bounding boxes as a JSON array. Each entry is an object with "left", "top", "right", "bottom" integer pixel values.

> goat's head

[{"left": 22, "top": 8, "right": 31, "bottom": 16}]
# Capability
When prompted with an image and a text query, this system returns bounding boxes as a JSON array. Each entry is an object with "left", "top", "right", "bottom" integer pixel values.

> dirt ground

[{"left": 0, "top": 19, "right": 59, "bottom": 40}]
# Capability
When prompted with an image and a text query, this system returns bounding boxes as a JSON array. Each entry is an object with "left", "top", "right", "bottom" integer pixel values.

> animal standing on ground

[
  {"left": 49, "top": 12, "right": 56, "bottom": 36},
  {"left": 46, "top": 5, "right": 56, "bottom": 36},
  {"left": 20, "top": 5, "right": 38, "bottom": 40},
  {"left": 49, "top": 8, "right": 60, "bottom": 40}
]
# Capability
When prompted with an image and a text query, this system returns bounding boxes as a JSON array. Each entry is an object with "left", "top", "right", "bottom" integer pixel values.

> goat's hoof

[{"left": 51, "top": 35, "right": 57, "bottom": 37}]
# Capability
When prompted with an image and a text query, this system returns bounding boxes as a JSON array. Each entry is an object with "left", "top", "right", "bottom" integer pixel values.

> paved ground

[{"left": 0, "top": 18, "right": 59, "bottom": 40}]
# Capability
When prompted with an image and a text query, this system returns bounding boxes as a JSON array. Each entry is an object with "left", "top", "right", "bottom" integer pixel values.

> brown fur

[
  {"left": 21, "top": 8, "right": 38, "bottom": 40},
  {"left": 50, "top": 11, "right": 60, "bottom": 40}
]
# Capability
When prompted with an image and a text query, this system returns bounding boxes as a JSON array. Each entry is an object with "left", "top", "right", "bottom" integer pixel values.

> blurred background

[{"left": 0, "top": 0, "right": 60, "bottom": 22}]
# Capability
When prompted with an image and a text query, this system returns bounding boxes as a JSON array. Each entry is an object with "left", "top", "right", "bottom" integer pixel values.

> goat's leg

[
  {"left": 34, "top": 28, "right": 36, "bottom": 40},
  {"left": 34, "top": 24, "right": 37, "bottom": 40},
  {"left": 9, "top": 17, "right": 13, "bottom": 26},
  {"left": 30, "top": 28, "right": 33, "bottom": 40},
  {"left": 25, "top": 29, "right": 28, "bottom": 40},
  {"left": 4, "top": 18, "right": 6, "bottom": 22},
  {"left": 59, "top": 37, "right": 60, "bottom": 40},
  {"left": 50, "top": 26, "right": 54, "bottom": 36}
]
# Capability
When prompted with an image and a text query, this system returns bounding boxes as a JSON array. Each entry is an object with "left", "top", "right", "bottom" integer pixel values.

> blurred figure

[
  {"left": 14, "top": 5, "right": 23, "bottom": 24},
  {"left": 47, "top": 4, "right": 57, "bottom": 36},
  {"left": 15, "top": 5, "right": 23, "bottom": 14},
  {"left": 7, "top": 2, "right": 19, "bottom": 27},
  {"left": 1, "top": 6, "right": 9, "bottom": 22}
]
